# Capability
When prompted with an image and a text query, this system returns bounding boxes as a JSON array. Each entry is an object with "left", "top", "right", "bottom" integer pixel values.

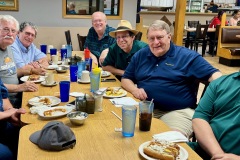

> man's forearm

[
  {"left": 208, "top": 71, "right": 222, "bottom": 82},
  {"left": 4, "top": 84, "right": 22, "bottom": 93},
  {"left": 121, "top": 78, "right": 138, "bottom": 93},
  {"left": 102, "top": 66, "right": 124, "bottom": 76},
  {"left": 193, "top": 118, "right": 224, "bottom": 157}
]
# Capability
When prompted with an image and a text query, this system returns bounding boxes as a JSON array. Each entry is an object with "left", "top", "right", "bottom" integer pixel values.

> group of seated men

[{"left": 0, "top": 11, "right": 240, "bottom": 160}]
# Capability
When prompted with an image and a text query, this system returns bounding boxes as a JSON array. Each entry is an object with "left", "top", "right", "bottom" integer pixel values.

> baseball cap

[{"left": 29, "top": 121, "right": 76, "bottom": 151}]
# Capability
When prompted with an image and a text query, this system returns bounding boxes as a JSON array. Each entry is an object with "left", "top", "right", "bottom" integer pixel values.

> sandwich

[
  {"left": 28, "top": 74, "right": 40, "bottom": 81},
  {"left": 143, "top": 140, "right": 180, "bottom": 160}
]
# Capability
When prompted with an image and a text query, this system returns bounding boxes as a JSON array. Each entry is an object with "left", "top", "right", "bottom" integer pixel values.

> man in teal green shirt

[
  {"left": 188, "top": 71, "right": 240, "bottom": 160},
  {"left": 102, "top": 20, "right": 147, "bottom": 80}
]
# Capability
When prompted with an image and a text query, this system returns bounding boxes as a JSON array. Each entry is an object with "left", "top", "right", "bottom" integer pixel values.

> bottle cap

[
  {"left": 84, "top": 48, "right": 90, "bottom": 59},
  {"left": 92, "top": 67, "right": 101, "bottom": 74}
]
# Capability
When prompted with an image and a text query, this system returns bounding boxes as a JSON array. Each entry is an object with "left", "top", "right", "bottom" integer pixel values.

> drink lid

[{"left": 92, "top": 67, "right": 101, "bottom": 74}]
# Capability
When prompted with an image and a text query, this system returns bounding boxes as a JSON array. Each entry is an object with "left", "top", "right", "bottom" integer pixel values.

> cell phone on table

[{"left": 101, "top": 78, "right": 116, "bottom": 82}]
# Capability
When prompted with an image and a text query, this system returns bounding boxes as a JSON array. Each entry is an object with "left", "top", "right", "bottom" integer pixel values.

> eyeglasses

[
  {"left": 116, "top": 34, "right": 130, "bottom": 41},
  {"left": 0, "top": 27, "right": 17, "bottom": 34},
  {"left": 24, "top": 31, "right": 36, "bottom": 38},
  {"left": 148, "top": 34, "right": 169, "bottom": 42},
  {"left": 92, "top": 19, "right": 104, "bottom": 24}
]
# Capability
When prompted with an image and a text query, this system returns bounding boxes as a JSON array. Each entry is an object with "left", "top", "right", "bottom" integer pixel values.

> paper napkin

[
  {"left": 109, "top": 97, "right": 138, "bottom": 107},
  {"left": 69, "top": 92, "right": 84, "bottom": 97},
  {"left": 153, "top": 131, "right": 189, "bottom": 143}
]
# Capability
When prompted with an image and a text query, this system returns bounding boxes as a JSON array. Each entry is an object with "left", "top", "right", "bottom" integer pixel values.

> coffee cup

[
  {"left": 45, "top": 73, "right": 54, "bottom": 85},
  {"left": 52, "top": 55, "right": 58, "bottom": 65},
  {"left": 81, "top": 70, "right": 90, "bottom": 82}
]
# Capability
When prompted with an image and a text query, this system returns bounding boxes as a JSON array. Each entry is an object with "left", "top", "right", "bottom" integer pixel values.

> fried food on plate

[{"left": 106, "top": 87, "right": 124, "bottom": 96}]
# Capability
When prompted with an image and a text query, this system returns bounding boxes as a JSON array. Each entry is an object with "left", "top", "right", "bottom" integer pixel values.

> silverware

[{"left": 111, "top": 111, "right": 122, "bottom": 121}]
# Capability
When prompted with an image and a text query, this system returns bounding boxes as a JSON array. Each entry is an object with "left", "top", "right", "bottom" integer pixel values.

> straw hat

[{"left": 109, "top": 20, "right": 139, "bottom": 38}]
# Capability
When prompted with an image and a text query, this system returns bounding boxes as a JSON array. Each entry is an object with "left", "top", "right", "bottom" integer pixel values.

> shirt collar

[
  {"left": 233, "top": 71, "right": 240, "bottom": 79},
  {"left": 16, "top": 36, "right": 31, "bottom": 53}
]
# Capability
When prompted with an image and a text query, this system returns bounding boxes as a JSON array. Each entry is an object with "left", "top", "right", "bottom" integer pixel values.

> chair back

[
  {"left": 77, "top": 34, "right": 86, "bottom": 51},
  {"left": 65, "top": 30, "right": 72, "bottom": 45},
  {"left": 188, "top": 21, "right": 199, "bottom": 28},
  {"left": 195, "top": 24, "right": 208, "bottom": 40},
  {"left": 135, "top": 32, "right": 142, "bottom": 41},
  {"left": 214, "top": 24, "right": 220, "bottom": 40}
]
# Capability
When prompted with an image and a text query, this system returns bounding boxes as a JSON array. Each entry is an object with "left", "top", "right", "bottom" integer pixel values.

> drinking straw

[
  {"left": 111, "top": 111, "right": 122, "bottom": 121},
  {"left": 149, "top": 99, "right": 154, "bottom": 112}
]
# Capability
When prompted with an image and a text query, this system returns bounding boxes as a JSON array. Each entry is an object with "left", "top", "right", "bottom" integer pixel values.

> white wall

[{"left": 0, "top": 0, "right": 138, "bottom": 50}]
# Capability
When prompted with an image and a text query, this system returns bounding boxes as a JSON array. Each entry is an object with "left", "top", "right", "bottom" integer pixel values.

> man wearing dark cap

[{"left": 102, "top": 20, "right": 147, "bottom": 81}]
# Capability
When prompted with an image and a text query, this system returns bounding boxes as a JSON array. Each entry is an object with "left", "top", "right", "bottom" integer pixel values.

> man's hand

[
  {"left": 99, "top": 48, "right": 109, "bottom": 66},
  {"left": 132, "top": 88, "right": 148, "bottom": 100},
  {"left": 91, "top": 54, "right": 98, "bottom": 66},
  {"left": 211, "top": 153, "right": 240, "bottom": 160},
  {"left": 9, "top": 108, "right": 26, "bottom": 126},
  {"left": 32, "top": 68, "right": 46, "bottom": 75},
  {"left": 29, "top": 62, "right": 41, "bottom": 68},
  {"left": 19, "top": 81, "right": 38, "bottom": 92}
]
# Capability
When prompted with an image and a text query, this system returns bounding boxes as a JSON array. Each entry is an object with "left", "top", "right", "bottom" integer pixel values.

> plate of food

[
  {"left": 28, "top": 96, "right": 61, "bottom": 106},
  {"left": 101, "top": 71, "right": 111, "bottom": 78},
  {"left": 20, "top": 75, "right": 45, "bottom": 83},
  {"left": 138, "top": 140, "right": 188, "bottom": 160},
  {"left": 47, "top": 65, "right": 58, "bottom": 70},
  {"left": 38, "top": 106, "right": 73, "bottom": 119},
  {"left": 103, "top": 87, "right": 127, "bottom": 98}
]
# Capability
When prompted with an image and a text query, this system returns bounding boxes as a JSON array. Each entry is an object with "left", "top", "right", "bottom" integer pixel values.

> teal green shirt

[
  {"left": 191, "top": 72, "right": 240, "bottom": 155},
  {"left": 102, "top": 40, "right": 147, "bottom": 70}
]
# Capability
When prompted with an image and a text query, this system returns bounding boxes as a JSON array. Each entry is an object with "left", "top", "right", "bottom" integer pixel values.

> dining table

[{"left": 18, "top": 51, "right": 203, "bottom": 160}]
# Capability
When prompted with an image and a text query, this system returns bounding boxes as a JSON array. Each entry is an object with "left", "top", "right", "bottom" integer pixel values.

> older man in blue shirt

[{"left": 11, "top": 22, "right": 48, "bottom": 73}]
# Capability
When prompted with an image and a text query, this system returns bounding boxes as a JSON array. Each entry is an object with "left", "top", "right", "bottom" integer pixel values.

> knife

[{"left": 101, "top": 78, "right": 116, "bottom": 82}]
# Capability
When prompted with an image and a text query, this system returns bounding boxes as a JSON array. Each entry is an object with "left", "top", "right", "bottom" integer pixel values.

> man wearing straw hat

[{"left": 102, "top": 20, "right": 147, "bottom": 80}]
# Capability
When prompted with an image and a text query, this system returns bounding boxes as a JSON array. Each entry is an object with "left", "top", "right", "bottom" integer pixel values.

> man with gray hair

[
  {"left": 0, "top": 17, "right": 38, "bottom": 108},
  {"left": 0, "top": 14, "right": 27, "bottom": 160},
  {"left": 121, "top": 20, "right": 222, "bottom": 138},
  {"left": 11, "top": 21, "right": 48, "bottom": 72}
]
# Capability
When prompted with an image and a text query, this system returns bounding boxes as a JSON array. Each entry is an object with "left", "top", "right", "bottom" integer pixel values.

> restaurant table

[{"left": 18, "top": 54, "right": 202, "bottom": 159}]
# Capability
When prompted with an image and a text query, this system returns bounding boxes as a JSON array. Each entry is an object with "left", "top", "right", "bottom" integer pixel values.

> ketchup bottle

[{"left": 84, "top": 48, "right": 90, "bottom": 60}]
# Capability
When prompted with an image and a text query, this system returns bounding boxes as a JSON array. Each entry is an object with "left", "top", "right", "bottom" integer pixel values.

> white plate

[
  {"left": 78, "top": 79, "right": 90, "bottom": 84},
  {"left": 28, "top": 96, "right": 61, "bottom": 106},
  {"left": 59, "top": 65, "right": 69, "bottom": 68},
  {"left": 47, "top": 65, "right": 58, "bottom": 70},
  {"left": 138, "top": 141, "right": 188, "bottom": 160},
  {"left": 38, "top": 106, "right": 72, "bottom": 119},
  {"left": 20, "top": 76, "right": 45, "bottom": 83},
  {"left": 101, "top": 71, "right": 111, "bottom": 78},
  {"left": 103, "top": 87, "right": 127, "bottom": 98},
  {"left": 41, "top": 81, "right": 57, "bottom": 87}
]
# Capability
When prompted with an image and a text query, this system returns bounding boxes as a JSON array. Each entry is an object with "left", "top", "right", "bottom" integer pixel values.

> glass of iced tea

[{"left": 139, "top": 101, "right": 154, "bottom": 131}]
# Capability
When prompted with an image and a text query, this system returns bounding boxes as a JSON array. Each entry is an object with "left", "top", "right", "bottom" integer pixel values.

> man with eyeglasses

[
  {"left": 11, "top": 21, "right": 48, "bottom": 72},
  {"left": 102, "top": 20, "right": 147, "bottom": 80},
  {"left": 84, "top": 11, "right": 116, "bottom": 66},
  {"left": 0, "top": 14, "right": 27, "bottom": 160},
  {"left": 121, "top": 20, "right": 222, "bottom": 139}
]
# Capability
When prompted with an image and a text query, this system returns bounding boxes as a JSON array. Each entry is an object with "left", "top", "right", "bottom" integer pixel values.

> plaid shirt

[
  {"left": 84, "top": 25, "right": 116, "bottom": 58},
  {"left": 0, "top": 79, "right": 8, "bottom": 111}
]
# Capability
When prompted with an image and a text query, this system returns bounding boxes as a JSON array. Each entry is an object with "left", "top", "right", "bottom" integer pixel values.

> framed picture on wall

[{"left": 0, "top": 0, "right": 18, "bottom": 11}]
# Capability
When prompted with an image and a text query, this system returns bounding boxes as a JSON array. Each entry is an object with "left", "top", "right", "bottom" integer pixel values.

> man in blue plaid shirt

[{"left": 84, "top": 11, "right": 116, "bottom": 66}]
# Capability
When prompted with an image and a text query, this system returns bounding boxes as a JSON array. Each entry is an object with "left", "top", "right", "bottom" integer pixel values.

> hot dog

[{"left": 143, "top": 140, "right": 180, "bottom": 160}]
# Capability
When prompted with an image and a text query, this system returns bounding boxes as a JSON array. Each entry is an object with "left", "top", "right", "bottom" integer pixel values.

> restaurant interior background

[{"left": 0, "top": 0, "right": 239, "bottom": 50}]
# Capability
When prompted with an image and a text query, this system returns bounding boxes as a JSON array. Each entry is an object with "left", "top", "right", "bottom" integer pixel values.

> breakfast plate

[
  {"left": 47, "top": 65, "right": 58, "bottom": 70},
  {"left": 20, "top": 75, "right": 45, "bottom": 83},
  {"left": 38, "top": 106, "right": 73, "bottom": 119},
  {"left": 101, "top": 71, "right": 111, "bottom": 78},
  {"left": 28, "top": 96, "right": 61, "bottom": 106},
  {"left": 138, "top": 141, "right": 188, "bottom": 160},
  {"left": 49, "top": 61, "right": 62, "bottom": 65},
  {"left": 41, "top": 81, "right": 58, "bottom": 87},
  {"left": 103, "top": 87, "right": 127, "bottom": 98}
]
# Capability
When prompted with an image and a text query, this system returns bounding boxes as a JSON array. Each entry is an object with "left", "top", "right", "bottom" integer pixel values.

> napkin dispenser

[{"left": 75, "top": 96, "right": 86, "bottom": 112}]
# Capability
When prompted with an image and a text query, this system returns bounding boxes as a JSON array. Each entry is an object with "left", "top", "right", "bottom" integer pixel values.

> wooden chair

[
  {"left": 191, "top": 24, "right": 209, "bottom": 56},
  {"left": 185, "top": 21, "right": 200, "bottom": 48},
  {"left": 65, "top": 30, "right": 72, "bottom": 46},
  {"left": 77, "top": 34, "right": 86, "bottom": 51},
  {"left": 134, "top": 31, "right": 142, "bottom": 41}
]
